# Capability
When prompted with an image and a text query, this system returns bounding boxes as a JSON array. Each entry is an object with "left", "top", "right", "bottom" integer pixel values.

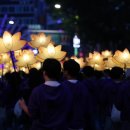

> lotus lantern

[
  {"left": 102, "top": 50, "right": 112, "bottom": 58},
  {"left": 16, "top": 50, "right": 37, "bottom": 67},
  {"left": 0, "top": 31, "right": 26, "bottom": 53},
  {"left": 0, "top": 53, "right": 11, "bottom": 64},
  {"left": 105, "top": 57, "right": 124, "bottom": 69},
  {"left": 29, "top": 32, "right": 51, "bottom": 48},
  {"left": 36, "top": 43, "right": 66, "bottom": 61},
  {"left": 87, "top": 51, "right": 104, "bottom": 65},
  {"left": 112, "top": 48, "right": 130, "bottom": 69}
]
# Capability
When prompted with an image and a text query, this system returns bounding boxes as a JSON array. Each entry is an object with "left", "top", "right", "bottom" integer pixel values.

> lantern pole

[{"left": 10, "top": 51, "right": 16, "bottom": 72}]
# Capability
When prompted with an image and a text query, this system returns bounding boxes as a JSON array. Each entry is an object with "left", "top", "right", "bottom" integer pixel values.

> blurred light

[
  {"left": 33, "top": 49, "right": 38, "bottom": 55},
  {"left": 54, "top": 4, "right": 61, "bottom": 9},
  {"left": 73, "top": 35, "right": 80, "bottom": 48},
  {"left": 75, "top": 15, "right": 79, "bottom": 20},
  {"left": 57, "top": 19, "right": 62, "bottom": 24},
  {"left": 115, "top": 6, "right": 120, "bottom": 10},
  {"left": 9, "top": 20, "right": 14, "bottom": 24}
]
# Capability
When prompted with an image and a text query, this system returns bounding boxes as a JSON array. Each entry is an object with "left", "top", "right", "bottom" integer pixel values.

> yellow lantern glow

[
  {"left": 36, "top": 43, "right": 66, "bottom": 61},
  {"left": 16, "top": 50, "right": 37, "bottom": 67},
  {"left": 47, "top": 44, "right": 55, "bottom": 55},
  {"left": 0, "top": 53, "right": 11, "bottom": 64},
  {"left": 0, "top": 31, "right": 26, "bottom": 53},
  {"left": 28, "top": 32, "right": 51, "bottom": 48},
  {"left": 112, "top": 48, "right": 130, "bottom": 68},
  {"left": 105, "top": 57, "right": 124, "bottom": 69},
  {"left": 102, "top": 50, "right": 112, "bottom": 58},
  {"left": 86, "top": 51, "right": 104, "bottom": 65}
]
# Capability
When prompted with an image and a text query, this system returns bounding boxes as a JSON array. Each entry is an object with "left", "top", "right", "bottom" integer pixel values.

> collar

[
  {"left": 44, "top": 81, "right": 60, "bottom": 87},
  {"left": 68, "top": 80, "right": 78, "bottom": 83}
]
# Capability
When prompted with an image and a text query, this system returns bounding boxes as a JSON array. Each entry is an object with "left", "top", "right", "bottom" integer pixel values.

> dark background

[{"left": 46, "top": 0, "right": 130, "bottom": 51}]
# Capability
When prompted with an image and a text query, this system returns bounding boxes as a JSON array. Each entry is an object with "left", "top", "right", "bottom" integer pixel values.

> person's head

[
  {"left": 82, "top": 66, "right": 94, "bottom": 78},
  {"left": 110, "top": 67, "right": 124, "bottom": 80},
  {"left": 42, "top": 58, "right": 62, "bottom": 81},
  {"left": 63, "top": 59, "right": 80, "bottom": 79},
  {"left": 28, "top": 68, "right": 43, "bottom": 88}
]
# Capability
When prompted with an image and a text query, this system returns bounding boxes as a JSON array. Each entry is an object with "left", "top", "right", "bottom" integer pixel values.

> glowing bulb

[
  {"left": 3, "top": 34, "right": 12, "bottom": 45},
  {"left": 122, "top": 52, "right": 129, "bottom": 59},
  {"left": 94, "top": 55, "right": 100, "bottom": 60},
  {"left": 9, "top": 20, "right": 14, "bottom": 24},
  {"left": 23, "top": 54, "right": 29, "bottom": 61},
  {"left": 47, "top": 44, "right": 55, "bottom": 55},
  {"left": 39, "top": 37, "right": 45, "bottom": 43},
  {"left": 54, "top": 4, "right": 61, "bottom": 9}
]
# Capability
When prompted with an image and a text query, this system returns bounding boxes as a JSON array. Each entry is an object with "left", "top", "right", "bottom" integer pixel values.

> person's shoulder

[{"left": 31, "top": 84, "right": 45, "bottom": 94}]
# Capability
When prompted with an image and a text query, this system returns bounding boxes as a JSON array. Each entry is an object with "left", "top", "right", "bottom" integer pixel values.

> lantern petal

[
  {"left": 12, "top": 40, "right": 26, "bottom": 51},
  {"left": 31, "top": 34, "right": 37, "bottom": 40},
  {"left": 3, "top": 31, "right": 12, "bottom": 40},
  {"left": 55, "top": 51, "right": 66, "bottom": 60},
  {"left": 55, "top": 45, "right": 62, "bottom": 51},
  {"left": 36, "top": 56, "right": 44, "bottom": 62},
  {"left": 0, "top": 38, "right": 9, "bottom": 53},
  {"left": 12, "top": 32, "right": 21, "bottom": 42}
]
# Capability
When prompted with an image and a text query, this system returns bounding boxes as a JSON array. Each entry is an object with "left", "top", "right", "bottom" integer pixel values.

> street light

[
  {"left": 73, "top": 35, "right": 80, "bottom": 56},
  {"left": 9, "top": 20, "right": 14, "bottom": 25},
  {"left": 54, "top": 4, "right": 61, "bottom": 9}
]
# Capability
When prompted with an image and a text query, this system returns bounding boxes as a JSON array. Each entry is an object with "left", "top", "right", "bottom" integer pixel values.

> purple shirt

[
  {"left": 28, "top": 83, "right": 72, "bottom": 130},
  {"left": 62, "top": 80, "right": 90, "bottom": 129}
]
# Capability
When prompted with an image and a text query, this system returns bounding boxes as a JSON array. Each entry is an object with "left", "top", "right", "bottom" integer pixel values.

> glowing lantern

[
  {"left": 36, "top": 43, "right": 66, "bottom": 61},
  {"left": 105, "top": 57, "right": 124, "bottom": 69},
  {"left": 0, "top": 53, "right": 11, "bottom": 64},
  {"left": 112, "top": 48, "right": 130, "bottom": 68},
  {"left": 102, "top": 50, "right": 112, "bottom": 58},
  {"left": 16, "top": 50, "right": 37, "bottom": 67},
  {"left": 28, "top": 32, "right": 51, "bottom": 48},
  {"left": 87, "top": 51, "right": 104, "bottom": 65},
  {"left": 0, "top": 31, "right": 26, "bottom": 53}
]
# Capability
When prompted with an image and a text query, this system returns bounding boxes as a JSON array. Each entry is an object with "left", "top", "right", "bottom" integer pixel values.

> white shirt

[
  {"left": 44, "top": 81, "right": 60, "bottom": 87},
  {"left": 68, "top": 80, "right": 78, "bottom": 83}
]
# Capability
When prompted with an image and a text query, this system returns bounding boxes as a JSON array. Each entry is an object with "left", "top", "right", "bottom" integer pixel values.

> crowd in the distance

[{"left": 0, "top": 58, "right": 129, "bottom": 130}]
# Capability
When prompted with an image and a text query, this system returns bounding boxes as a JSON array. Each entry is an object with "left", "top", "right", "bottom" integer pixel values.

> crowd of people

[{"left": 0, "top": 58, "right": 129, "bottom": 130}]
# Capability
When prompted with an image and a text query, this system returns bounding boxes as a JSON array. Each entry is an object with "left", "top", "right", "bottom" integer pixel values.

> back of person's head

[
  {"left": 82, "top": 66, "right": 94, "bottom": 78},
  {"left": 110, "top": 67, "right": 124, "bottom": 80},
  {"left": 42, "top": 58, "right": 61, "bottom": 80},
  {"left": 28, "top": 68, "right": 43, "bottom": 88},
  {"left": 63, "top": 59, "right": 80, "bottom": 78}
]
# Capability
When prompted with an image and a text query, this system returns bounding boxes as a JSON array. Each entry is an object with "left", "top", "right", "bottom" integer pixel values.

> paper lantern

[
  {"left": 28, "top": 32, "right": 51, "bottom": 48},
  {"left": 36, "top": 43, "right": 66, "bottom": 61},
  {"left": 0, "top": 31, "right": 26, "bottom": 53},
  {"left": 16, "top": 50, "right": 37, "bottom": 67}
]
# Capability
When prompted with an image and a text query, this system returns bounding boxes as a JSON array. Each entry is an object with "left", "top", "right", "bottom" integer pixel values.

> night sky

[{"left": 60, "top": 0, "right": 130, "bottom": 50}]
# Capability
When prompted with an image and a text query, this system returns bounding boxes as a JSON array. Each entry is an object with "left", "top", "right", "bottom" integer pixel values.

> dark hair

[
  {"left": 82, "top": 66, "right": 94, "bottom": 77},
  {"left": 29, "top": 68, "right": 43, "bottom": 88},
  {"left": 63, "top": 59, "right": 80, "bottom": 77},
  {"left": 110, "top": 67, "right": 124, "bottom": 80},
  {"left": 42, "top": 58, "right": 61, "bottom": 80}
]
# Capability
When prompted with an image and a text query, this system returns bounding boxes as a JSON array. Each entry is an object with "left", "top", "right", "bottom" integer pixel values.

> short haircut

[
  {"left": 42, "top": 58, "right": 61, "bottom": 80},
  {"left": 82, "top": 66, "right": 94, "bottom": 77},
  {"left": 63, "top": 59, "right": 80, "bottom": 77},
  {"left": 110, "top": 67, "right": 124, "bottom": 80}
]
